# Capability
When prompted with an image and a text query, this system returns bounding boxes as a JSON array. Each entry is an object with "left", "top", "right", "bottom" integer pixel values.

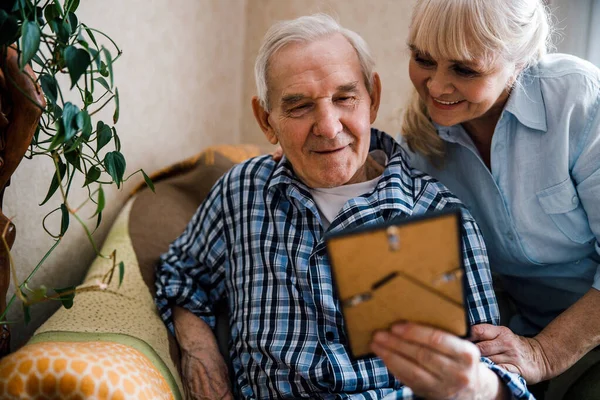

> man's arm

[{"left": 173, "top": 306, "right": 233, "bottom": 400}]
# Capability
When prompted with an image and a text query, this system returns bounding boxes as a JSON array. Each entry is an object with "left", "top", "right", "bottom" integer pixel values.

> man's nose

[
  {"left": 313, "top": 104, "right": 342, "bottom": 139},
  {"left": 427, "top": 71, "right": 454, "bottom": 97}
]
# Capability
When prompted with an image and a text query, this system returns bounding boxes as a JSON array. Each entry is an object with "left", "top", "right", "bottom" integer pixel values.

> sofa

[{"left": 0, "top": 144, "right": 264, "bottom": 399}]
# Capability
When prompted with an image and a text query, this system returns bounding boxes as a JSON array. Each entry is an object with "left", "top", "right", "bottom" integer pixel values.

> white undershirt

[{"left": 309, "top": 150, "right": 388, "bottom": 230}]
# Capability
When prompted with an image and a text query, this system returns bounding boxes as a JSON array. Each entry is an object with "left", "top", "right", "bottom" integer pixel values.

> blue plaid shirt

[{"left": 156, "top": 129, "right": 533, "bottom": 399}]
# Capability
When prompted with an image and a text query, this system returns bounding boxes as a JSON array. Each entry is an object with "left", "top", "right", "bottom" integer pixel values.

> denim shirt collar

[{"left": 504, "top": 71, "right": 548, "bottom": 132}]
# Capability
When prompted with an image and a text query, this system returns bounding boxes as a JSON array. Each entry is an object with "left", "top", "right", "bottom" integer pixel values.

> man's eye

[
  {"left": 287, "top": 104, "right": 311, "bottom": 116},
  {"left": 453, "top": 65, "right": 479, "bottom": 77},
  {"left": 336, "top": 96, "right": 355, "bottom": 103}
]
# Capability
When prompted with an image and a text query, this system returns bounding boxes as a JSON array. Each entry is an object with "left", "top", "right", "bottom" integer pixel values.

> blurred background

[{"left": 6, "top": 0, "right": 599, "bottom": 349}]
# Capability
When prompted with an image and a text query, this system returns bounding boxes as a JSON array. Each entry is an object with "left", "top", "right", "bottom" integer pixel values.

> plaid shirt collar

[{"left": 268, "top": 128, "right": 415, "bottom": 235}]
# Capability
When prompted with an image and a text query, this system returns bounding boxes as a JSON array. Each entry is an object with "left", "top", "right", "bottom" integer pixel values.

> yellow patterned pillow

[{"left": 0, "top": 341, "right": 173, "bottom": 399}]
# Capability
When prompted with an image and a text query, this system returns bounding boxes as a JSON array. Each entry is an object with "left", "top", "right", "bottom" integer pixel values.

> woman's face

[{"left": 408, "top": 45, "right": 514, "bottom": 130}]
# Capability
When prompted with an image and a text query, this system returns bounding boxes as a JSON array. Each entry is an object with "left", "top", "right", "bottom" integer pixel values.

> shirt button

[
  {"left": 496, "top": 144, "right": 505, "bottom": 151},
  {"left": 572, "top": 196, "right": 579, "bottom": 205},
  {"left": 325, "top": 331, "right": 335, "bottom": 341},
  {"left": 506, "top": 232, "right": 515, "bottom": 241}
]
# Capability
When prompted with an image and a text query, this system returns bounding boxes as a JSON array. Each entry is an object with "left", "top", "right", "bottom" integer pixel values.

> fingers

[
  {"left": 470, "top": 323, "right": 504, "bottom": 341},
  {"left": 387, "top": 323, "right": 480, "bottom": 362},
  {"left": 475, "top": 336, "right": 510, "bottom": 357},
  {"left": 371, "top": 340, "right": 439, "bottom": 389},
  {"left": 372, "top": 330, "right": 457, "bottom": 380}
]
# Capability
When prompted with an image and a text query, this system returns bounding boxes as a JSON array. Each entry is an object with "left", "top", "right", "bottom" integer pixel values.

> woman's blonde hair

[{"left": 401, "top": 0, "right": 553, "bottom": 166}]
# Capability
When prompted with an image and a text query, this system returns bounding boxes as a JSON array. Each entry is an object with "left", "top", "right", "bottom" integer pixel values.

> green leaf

[
  {"left": 0, "top": 10, "right": 19, "bottom": 47},
  {"left": 20, "top": 21, "right": 41, "bottom": 68},
  {"left": 142, "top": 171, "right": 155, "bottom": 193},
  {"left": 54, "top": 286, "right": 76, "bottom": 309},
  {"left": 48, "top": 122, "right": 66, "bottom": 150},
  {"left": 103, "top": 151, "right": 126, "bottom": 188},
  {"left": 84, "top": 26, "right": 98, "bottom": 48},
  {"left": 52, "top": 103, "right": 62, "bottom": 119},
  {"left": 67, "top": 11, "right": 77, "bottom": 31},
  {"left": 94, "top": 77, "right": 111, "bottom": 92},
  {"left": 61, "top": 16, "right": 72, "bottom": 35},
  {"left": 96, "top": 121, "right": 112, "bottom": 151},
  {"left": 118, "top": 261, "right": 125, "bottom": 288},
  {"left": 29, "top": 285, "right": 48, "bottom": 302},
  {"left": 23, "top": 303, "right": 31, "bottom": 324},
  {"left": 102, "top": 47, "right": 114, "bottom": 87},
  {"left": 84, "top": 166, "right": 101, "bottom": 186},
  {"left": 60, "top": 203, "right": 70, "bottom": 236},
  {"left": 64, "top": 147, "right": 80, "bottom": 170},
  {"left": 76, "top": 110, "right": 92, "bottom": 140},
  {"left": 95, "top": 211, "right": 102, "bottom": 229},
  {"left": 66, "top": 0, "right": 80, "bottom": 13},
  {"left": 39, "top": 157, "right": 66, "bottom": 205},
  {"left": 112, "top": 127, "right": 121, "bottom": 152},
  {"left": 31, "top": 53, "right": 44, "bottom": 67},
  {"left": 77, "top": 31, "right": 89, "bottom": 50},
  {"left": 99, "top": 61, "right": 109, "bottom": 77},
  {"left": 64, "top": 46, "right": 91, "bottom": 88},
  {"left": 61, "top": 102, "right": 80, "bottom": 141},
  {"left": 113, "top": 87, "right": 119, "bottom": 123},
  {"left": 44, "top": 4, "right": 59, "bottom": 23},
  {"left": 40, "top": 74, "right": 58, "bottom": 105},
  {"left": 49, "top": 18, "right": 69, "bottom": 44},
  {"left": 84, "top": 89, "right": 93, "bottom": 106},
  {"left": 93, "top": 185, "right": 105, "bottom": 216}
]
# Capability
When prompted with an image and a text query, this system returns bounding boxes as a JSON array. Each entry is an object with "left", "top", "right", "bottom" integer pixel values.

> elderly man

[{"left": 155, "top": 14, "right": 532, "bottom": 400}]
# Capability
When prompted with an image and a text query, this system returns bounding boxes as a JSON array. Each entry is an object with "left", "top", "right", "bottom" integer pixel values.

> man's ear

[
  {"left": 369, "top": 72, "right": 382, "bottom": 124},
  {"left": 252, "top": 96, "right": 278, "bottom": 145}
]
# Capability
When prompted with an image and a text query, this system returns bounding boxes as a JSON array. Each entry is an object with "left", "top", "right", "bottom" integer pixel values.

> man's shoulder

[
  {"left": 408, "top": 167, "right": 475, "bottom": 222},
  {"left": 221, "top": 154, "right": 277, "bottom": 188}
]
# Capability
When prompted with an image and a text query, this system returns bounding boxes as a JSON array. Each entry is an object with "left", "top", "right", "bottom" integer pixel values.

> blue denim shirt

[{"left": 401, "top": 54, "right": 600, "bottom": 336}]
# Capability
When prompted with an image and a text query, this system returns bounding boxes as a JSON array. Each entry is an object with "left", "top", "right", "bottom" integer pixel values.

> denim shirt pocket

[{"left": 536, "top": 178, "right": 594, "bottom": 244}]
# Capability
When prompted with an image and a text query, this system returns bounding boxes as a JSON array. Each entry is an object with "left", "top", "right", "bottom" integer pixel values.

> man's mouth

[{"left": 313, "top": 146, "right": 346, "bottom": 154}]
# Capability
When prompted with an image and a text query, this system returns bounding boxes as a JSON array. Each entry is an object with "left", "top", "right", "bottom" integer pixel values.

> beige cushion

[{"left": 0, "top": 144, "right": 264, "bottom": 399}]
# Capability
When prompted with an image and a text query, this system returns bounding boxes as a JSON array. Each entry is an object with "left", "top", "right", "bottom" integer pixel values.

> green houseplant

[{"left": 0, "top": 0, "right": 153, "bottom": 355}]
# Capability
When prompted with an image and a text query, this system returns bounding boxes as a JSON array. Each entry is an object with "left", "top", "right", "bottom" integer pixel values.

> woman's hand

[
  {"left": 471, "top": 323, "right": 550, "bottom": 384},
  {"left": 372, "top": 322, "right": 505, "bottom": 400}
]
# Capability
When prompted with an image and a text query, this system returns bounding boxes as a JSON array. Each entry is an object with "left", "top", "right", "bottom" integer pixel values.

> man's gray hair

[{"left": 254, "top": 13, "right": 375, "bottom": 111}]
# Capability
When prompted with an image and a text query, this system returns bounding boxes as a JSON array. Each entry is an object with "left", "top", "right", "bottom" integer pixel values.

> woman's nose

[{"left": 427, "top": 71, "right": 455, "bottom": 97}]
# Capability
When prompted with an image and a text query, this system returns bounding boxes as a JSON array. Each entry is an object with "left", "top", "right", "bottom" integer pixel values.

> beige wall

[
  {"left": 6, "top": 0, "right": 416, "bottom": 349},
  {"left": 7, "top": 0, "right": 249, "bottom": 349},
  {"left": 240, "top": 0, "right": 416, "bottom": 144}
]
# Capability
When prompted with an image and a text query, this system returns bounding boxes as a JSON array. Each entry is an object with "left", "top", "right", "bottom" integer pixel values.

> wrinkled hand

[
  {"left": 471, "top": 323, "right": 549, "bottom": 384},
  {"left": 372, "top": 323, "right": 501, "bottom": 400},
  {"left": 180, "top": 346, "right": 233, "bottom": 400},
  {"left": 271, "top": 146, "right": 283, "bottom": 162}
]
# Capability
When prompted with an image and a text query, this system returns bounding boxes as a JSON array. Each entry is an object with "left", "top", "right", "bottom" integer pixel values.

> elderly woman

[{"left": 399, "top": 0, "right": 600, "bottom": 398}]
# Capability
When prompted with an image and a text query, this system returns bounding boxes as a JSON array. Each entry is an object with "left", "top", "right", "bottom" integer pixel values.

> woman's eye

[
  {"left": 453, "top": 65, "right": 479, "bottom": 77},
  {"left": 414, "top": 56, "right": 435, "bottom": 67}
]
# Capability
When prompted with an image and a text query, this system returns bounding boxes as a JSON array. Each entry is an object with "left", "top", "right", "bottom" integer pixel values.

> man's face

[{"left": 253, "top": 34, "right": 380, "bottom": 188}]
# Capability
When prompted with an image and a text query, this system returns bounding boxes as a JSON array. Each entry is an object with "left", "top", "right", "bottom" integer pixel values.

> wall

[
  {"left": 239, "top": 0, "right": 417, "bottom": 145},
  {"left": 6, "top": 0, "right": 249, "bottom": 349},
  {"left": 6, "top": 0, "right": 417, "bottom": 350}
]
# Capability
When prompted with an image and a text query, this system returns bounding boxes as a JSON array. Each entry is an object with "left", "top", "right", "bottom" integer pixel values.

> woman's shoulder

[{"left": 528, "top": 53, "right": 600, "bottom": 86}]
